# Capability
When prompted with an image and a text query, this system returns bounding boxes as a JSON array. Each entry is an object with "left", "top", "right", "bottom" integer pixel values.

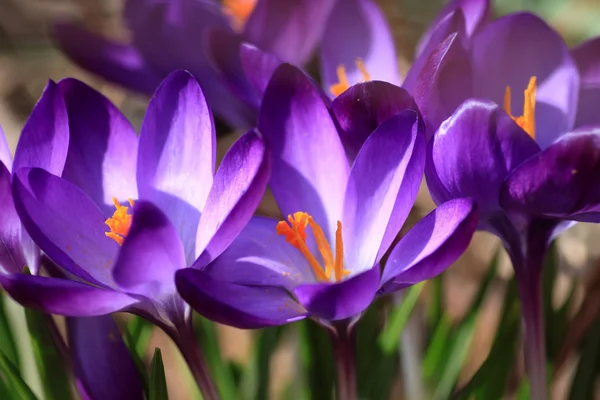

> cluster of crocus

[
  {"left": 1, "top": 0, "right": 598, "bottom": 398},
  {"left": 53, "top": 0, "right": 399, "bottom": 128}
]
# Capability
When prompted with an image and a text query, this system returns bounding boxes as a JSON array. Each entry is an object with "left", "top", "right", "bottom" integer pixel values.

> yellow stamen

[
  {"left": 276, "top": 212, "right": 351, "bottom": 283},
  {"left": 223, "top": 0, "right": 257, "bottom": 31},
  {"left": 504, "top": 76, "right": 537, "bottom": 139},
  {"left": 329, "top": 58, "right": 371, "bottom": 97},
  {"left": 105, "top": 197, "right": 134, "bottom": 246}
]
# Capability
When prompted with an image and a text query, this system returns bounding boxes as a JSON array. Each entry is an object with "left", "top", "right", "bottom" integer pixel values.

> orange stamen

[
  {"left": 223, "top": 0, "right": 257, "bottom": 31},
  {"left": 276, "top": 212, "right": 350, "bottom": 283},
  {"left": 329, "top": 58, "right": 371, "bottom": 97},
  {"left": 504, "top": 76, "right": 537, "bottom": 139},
  {"left": 105, "top": 197, "right": 134, "bottom": 246}
]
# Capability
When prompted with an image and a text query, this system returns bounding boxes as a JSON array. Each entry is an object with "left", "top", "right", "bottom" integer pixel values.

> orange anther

[
  {"left": 223, "top": 0, "right": 257, "bottom": 31},
  {"left": 504, "top": 76, "right": 537, "bottom": 139},
  {"left": 329, "top": 58, "right": 371, "bottom": 97},
  {"left": 105, "top": 197, "right": 134, "bottom": 246}
]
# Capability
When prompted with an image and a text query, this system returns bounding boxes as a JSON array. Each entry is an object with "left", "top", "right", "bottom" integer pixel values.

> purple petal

[
  {"left": 320, "top": 0, "right": 399, "bottom": 95},
  {"left": 426, "top": 99, "right": 540, "bottom": 215},
  {"left": 13, "top": 168, "right": 119, "bottom": 287},
  {"left": 0, "top": 164, "right": 28, "bottom": 274},
  {"left": 240, "top": 43, "right": 282, "bottom": 98},
  {"left": 407, "top": 32, "right": 474, "bottom": 140},
  {"left": 243, "top": 0, "right": 337, "bottom": 65},
  {"left": 176, "top": 268, "right": 307, "bottom": 329},
  {"left": 12, "top": 80, "right": 68, "bottom": 175},
  {"left": 471, "top": 13, "right": 580, "bottom": 149},
  {"left": 0, "top": 274, "right": 138, "bottom": 316},
  {"left": 572, "top": 36, "right": 600, "bottom": 85},
  {"left": 206, "top": 30, "right": 260, "bottom": 110},
  {"left": 201, "top": 217, "right": 316, "bottom": 290},
  {"left": 113, "top": 201, "right": 186, "bottom": 300},
  {"left": 58, "top": 78, "right": 139, "bottom": 213},
  {"left": 195, "top": 130, "right": 270, "bottom": 265},
  {"left": 0, "top": 126, "right": 11, "bottom": 170},
  {"left": 380, "top": 198, "right": 478, "bottom": 293},
  {"left": 138, "top": 71, "right": 215, "bottom": 262},
  {"left": 415, "top": 0, "right": 490, "bottom": 58},
  {"left": 332, "top": 81, "right": 418, "bottom": 159},
  {"left": 343, "top": 111, "right": 424, "bottom": 271},
  {"left": 500, "top": 129, "right": 600, "bottom": 220},
  {"left": 259, "top": 64, "right": 349, "bottom": 242},
  {"left": 294, "top": 265, "right": 380, "bottom": 321},
  {"left": 68, "top": 316, "right": 143, "bottom": 400},
  {"left": 572, "top": 37, "right": 600, "bottom": 128},
  {"left": 52, "top": 22, "right": 163, "bottom": 95}
]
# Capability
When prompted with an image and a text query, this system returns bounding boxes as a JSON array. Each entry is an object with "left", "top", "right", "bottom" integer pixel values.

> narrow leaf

[
  {"left": 0, "top": 293, "right": 20, "bottom": 370},
  {"left": 378, "top": 283, "right": 424, "bottom": 354},
  {"left": 0, "top": 349, "right": 38, "bottom": 400},
  {"left": 149, "top": 348, "right": 168, "bottom": 400}
]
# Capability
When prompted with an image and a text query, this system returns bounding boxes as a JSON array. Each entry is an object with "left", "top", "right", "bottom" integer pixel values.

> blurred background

[{"left": 1, "top": 0, "right": 600, "bottom": 399}]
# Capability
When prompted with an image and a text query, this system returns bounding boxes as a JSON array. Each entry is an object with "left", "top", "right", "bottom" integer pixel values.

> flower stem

[
  {"left": 170, "top": 321, "right": 220, "bottom": 400},
  {"left": 332, "top": 324, "right": 357, "bottom": 400}
]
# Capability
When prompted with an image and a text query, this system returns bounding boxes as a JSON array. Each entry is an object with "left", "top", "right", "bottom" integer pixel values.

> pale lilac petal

[
  {"left": 415, "top": 0, "right": 490, "bottom": 58},
  {"left": 240, "top": 43, "right": 282, "bottom": 98},
  {"left": 201, "top": 217, "right": 315, "bottom": 290},
  {"left": 0, "top": 126, "right": 11, "bottom": 169},
  {"left": 113, "top": 201, "right": 186, "bottom": 302},
  {"left": 138, "top": 71, "right": 215, "bottom": 262},
  {"left": 408, "top": 32, "right": 473, "bottom": 139},
  {"left": 68, "top": 316, "right": 143, "bottom": 400},
  {"left": 53, "top": 22, "right": 163, "bottom": 94},
  {"left": 259, "top": 64, "right": 349, "bottom": 243},
  {"left": 320, "top": 0, "right": 399, "bottom": 96},
  {"left": 58, "top": 78, "right": 139, "bottom": 213},
  {"left": 572, "top": 37, "right": 600, "bottom": 128},
  {"left": 12, "top": 80, "right": 68, "bottom": 175},
  {"left": 471, "top": 13, "right": 580, "bottom": 149},
  {"left": 13, "top": 168, "right": 118, "bottom": 287},
  {"left": 0, "top": 164, "right": 27, "bottom": 274},
  {"left": 243, "top": 0, "right": 337, "bottom": 65},
  {"left": 176, "top": 268, "right": 307, "bottom": 329},
  {"left": 332, "top": 81, "right": 418, "bottom": 159},
  {"left": 195, "top": 130, "right": 270, "bottom": 265},
  {"left": 380, "top": 198, "right": 478, "bottom": 293},
  {"left": 426, "top": 99, "right": 540, "bottom": 216},
  {"left": 293, "top": 266, "right": 380, "bottom": 321},
  {"left": 0, "top": 275, "right": 138, "bottom": 316},
  {"left": 343, "top": 111, "right": 424, "bottom": 271}
]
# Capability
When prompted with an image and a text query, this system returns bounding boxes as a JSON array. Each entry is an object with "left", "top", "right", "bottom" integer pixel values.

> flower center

[
  {"left": 223, "top": 0, "right": 256, "bottom": 31},
  {"left": 276, "top": 212, "right": 350, "bottom": 283},
  {"left": 329, "top": 58, "right": 371, "bottom": 97},
  {"left": 504, "top": 76, "right": 537, "bottom": 139},
  {"left": 105, "top": 197, "right": 134, "bottom": 246}
]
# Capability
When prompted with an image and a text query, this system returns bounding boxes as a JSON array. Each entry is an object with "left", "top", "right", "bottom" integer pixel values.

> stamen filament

[
  {"left": 308, "top": 217, "right": 334, "bottom": 279},
  {"left": 290, "top": 220, "right": 330, "bottom": 282},
  {"left": 335, "top": 221, "right": 349, "bottom": 281},
  {"left": 503, "top": 76, "right": 537, "bottom": 139}
]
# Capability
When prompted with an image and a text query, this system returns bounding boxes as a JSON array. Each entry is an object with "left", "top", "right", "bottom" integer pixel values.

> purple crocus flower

[
  {"left": 1, "top": 70, "right": 269, "bottom": 398},
  {"left": 175, "top": 63, "right": 478, "bottom": 329},
  {"left": 53, "top": 0, "right": 399, "bottom": 127},
  {"left": 405, "top": 0, "right": 600, "bottom": 142},
  {"left": 413, "top": 2, "right": 600, "bottom": 398},
  {"left": 0, "top": 127, "right": 143, "bottom": 400}
]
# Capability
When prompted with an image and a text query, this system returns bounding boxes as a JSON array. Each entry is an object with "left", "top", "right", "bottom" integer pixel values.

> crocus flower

[
  {"left": 175, "top": 63, "right": 478, "bottom": 330},
  {"left": 414, "top": 2, "right": 600, "bottom": 398},
  {"left": 1, "top": 70, "right": 269, "bottom": 398},
  {"left": 404, "top": 0, "right": 600, "bottom": 143},
  {"left": 53, "top": 0, "right": 399, "bottom": 127},
  {"left": 0, "top": 126, "right": 143, "bottom": 400}
]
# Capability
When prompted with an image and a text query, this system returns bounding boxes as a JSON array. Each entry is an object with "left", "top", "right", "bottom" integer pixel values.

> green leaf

[
  {"left": 422, "top": 315, "right": 452, "bottom": 381},
  {"left": 378, "top": 283, "right": 424, "bottom": 354},
  {"left": 194, "top": 316, "right": 238, "bottom": 400},
  {"left": 453, "top": 278, "right": 520, "bottom": 399},
  {"left": 298, "top": 320, "right": 335, "bottom": 399},
  {"left": 428, "top": 250, "right": 499, "bottom": 399},
  {"left": 0, "top": 293, "right": 20, "bottom": 370},
  {"left": 149, "top": 348, "right": 169, "bottom": 400},
  {"left": 24, "top": 310, "right": 71, "bottom": 400},
  {"left": 568, "top": 313, "right": 600, "bottom": 399},
  {"left": 0, "top": 349, "right": 38, "bottom": 400},
  {"left": 239, "top": 326, "right": 285, "bottom": 400},
  {"left": 123, "top": 319, "right": 150, "bottom": 396}
]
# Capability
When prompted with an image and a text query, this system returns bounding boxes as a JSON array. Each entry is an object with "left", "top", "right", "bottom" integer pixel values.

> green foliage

[
  {"left": 0, "top": 350, "right": 37, "bottom": 400},
  {"left": 149, "top": 348, "right": 169, "bottom": 400}
]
